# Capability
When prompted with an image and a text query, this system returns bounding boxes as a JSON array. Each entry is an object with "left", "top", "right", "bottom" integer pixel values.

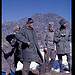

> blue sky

[{"left": 2, "top": 0, "right": 72, "bottom": 24}]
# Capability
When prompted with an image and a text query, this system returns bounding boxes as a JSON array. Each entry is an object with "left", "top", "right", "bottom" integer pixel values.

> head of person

[
  {"left": 14, "top": 25, "right": 20, "bottom": 33},
  {"left": 6, "top": 34, "right": 15, "bottom": 44},
  {"left": 26, "top": 18, "right": 34, "bottom": 29},
  {"left": 48, "top": 22, "right": 54, "bottom": 31},
  {"left": 59, "top": 19, "right": 67, "bottom": 27}
]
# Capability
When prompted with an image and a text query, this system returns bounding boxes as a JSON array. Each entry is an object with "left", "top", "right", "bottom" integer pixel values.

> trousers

[
  {"left": 58, "top": 53, "right": 71, "bottom": 72},
  {"left": 22, "top": 56, "right": 45, "bottom": 75},
  {"left": 45, "top": 49, "right": 56, "bottom": 72}
]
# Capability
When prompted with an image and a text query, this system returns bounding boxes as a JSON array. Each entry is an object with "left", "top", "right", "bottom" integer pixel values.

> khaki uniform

[{"left": 43, "top": 30, "right": 56, "bottom": 72}]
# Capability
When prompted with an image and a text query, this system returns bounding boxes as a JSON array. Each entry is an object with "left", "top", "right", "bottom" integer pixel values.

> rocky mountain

[{"left": 2, "top": 12, "right": 71, "bottom": 44}]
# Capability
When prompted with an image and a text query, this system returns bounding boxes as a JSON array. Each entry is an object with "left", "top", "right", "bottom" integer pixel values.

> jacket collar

[
  {"left": 26, "top": 25, "right": 33, "bottom": 30},
  {"left": 48, "top": 30, "right": 54, "bottom": 32},
  {"left": 23, "top": 25, "right": 33, "bottom": 30}
]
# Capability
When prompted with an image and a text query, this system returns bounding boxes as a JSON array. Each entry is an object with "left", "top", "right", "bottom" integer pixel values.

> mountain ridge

[{"left": 2, "top": 12, "right": 71, "bottom": 43}]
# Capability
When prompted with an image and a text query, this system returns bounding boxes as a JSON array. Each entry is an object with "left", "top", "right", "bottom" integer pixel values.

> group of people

[{"left": 2, "top": 17, "right": 72, "bottom": 75}]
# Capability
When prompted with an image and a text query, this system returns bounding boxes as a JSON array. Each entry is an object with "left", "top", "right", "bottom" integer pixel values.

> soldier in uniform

[
  {"left": 15, "top": 18, "right": 44, "bottom": 75},
  {"left": 43, "top": 22, "right": 56, "bottom": 73},
  {"left": 54, "top": 19, "right": 71, "bottom": 72},
  {"left": 13, "top": 26, "right": 22, "bottom": 68}
]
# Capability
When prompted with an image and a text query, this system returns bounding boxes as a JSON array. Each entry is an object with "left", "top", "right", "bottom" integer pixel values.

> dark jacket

[
  {"left": 6, "top": 34, "right": 22, "bottom": 66},
  {"left": 54, "top": 28, "right": 71, "bottom": 54},
  {"left": 15, "top": 25, "right": 43, "bottom": 62}
]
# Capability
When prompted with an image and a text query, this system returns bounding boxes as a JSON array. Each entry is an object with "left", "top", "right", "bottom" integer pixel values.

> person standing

[
  {"left": 15, "top": 18, "right": 44, "bottom": 75},
  {"left": 43, "top": 22, "right": 56, "bottom": 73},
  {"left": 13, "top": 25, "right": 23, "bottom": 69},
  {"left": 54, "top": 19, "right": 71, "bottom": 72}
]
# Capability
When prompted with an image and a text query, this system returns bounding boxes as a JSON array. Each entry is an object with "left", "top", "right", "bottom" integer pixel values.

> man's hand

[{"left": 27, "top": 42, "right": 30, "bottom": 46}]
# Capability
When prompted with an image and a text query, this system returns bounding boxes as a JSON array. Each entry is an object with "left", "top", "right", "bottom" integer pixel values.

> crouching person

[
  {"left": 2, "top": 41, "right": 11, "bottom": 75},
  {"left": 2, "top": 35, "right": 16, "bottom": 75}
]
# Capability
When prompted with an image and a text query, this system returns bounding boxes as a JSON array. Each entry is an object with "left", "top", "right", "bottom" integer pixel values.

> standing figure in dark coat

[
  {"left": 54, "top": 19, "right": 71, "bottom": 72},
  {"left": 15, "top": 18, "right": 44, "bottom": 75},
  {"left": 43, "top": 22, "right": 56, "bottom": 74}
]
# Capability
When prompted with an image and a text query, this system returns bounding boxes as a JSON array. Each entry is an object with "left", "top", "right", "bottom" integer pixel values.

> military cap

[
  {"left": 26, "top": 18, "right": 34, "bottom": 24},
  {"left": 59, "top": 19, "right": 67, "bottom": 25}
]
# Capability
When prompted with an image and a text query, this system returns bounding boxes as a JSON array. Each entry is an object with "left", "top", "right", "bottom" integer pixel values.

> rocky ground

[
  {"left": 15, "top": 52, "right": 72, "bottom": 75},
  {"left": 15, "top": 70, "right": 72, "bottom": 75},
  {"left": 47, "top": 71, "right": 72, "bottom": 75}
]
